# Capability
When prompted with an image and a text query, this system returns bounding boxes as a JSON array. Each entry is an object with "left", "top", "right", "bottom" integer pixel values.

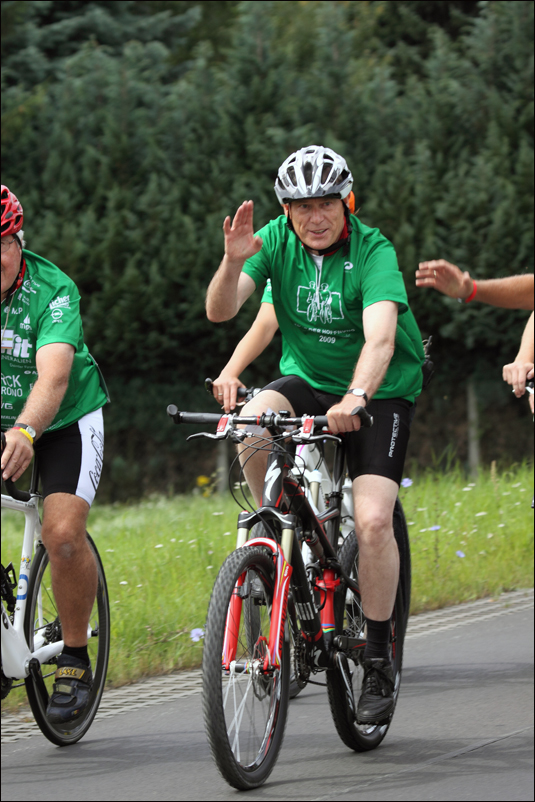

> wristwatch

[
  {"left": 345, "top": 388, "right": 368, "bottom": 405},
  {"left": 14, "top": 423, "right": 37, "bottom": 440}
]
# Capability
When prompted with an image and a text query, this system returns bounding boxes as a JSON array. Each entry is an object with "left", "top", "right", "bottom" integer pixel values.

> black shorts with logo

[{"left": 261, "top": 375, "right": 413, "bottom": 486}]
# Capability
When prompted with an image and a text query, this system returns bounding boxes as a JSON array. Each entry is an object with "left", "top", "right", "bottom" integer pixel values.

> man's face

[
  {"left": 1, "top": 236, "right": 22, "bottom": 301},
  {"left": 286, "top": 197, "right": 345, "bottom": 253}
]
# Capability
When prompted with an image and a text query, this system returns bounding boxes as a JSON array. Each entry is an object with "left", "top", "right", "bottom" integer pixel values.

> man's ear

[{"left": 282, "top": 203, "right": 290, "bottom": 218}]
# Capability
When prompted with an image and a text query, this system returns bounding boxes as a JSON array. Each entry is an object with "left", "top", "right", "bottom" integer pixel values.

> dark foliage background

[{"left": 2, "top": 1, "right": 533, "bottom": 499}]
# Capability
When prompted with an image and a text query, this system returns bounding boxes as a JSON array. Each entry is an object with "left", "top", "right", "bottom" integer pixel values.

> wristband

[
  {"left": 459, "top": 280, "right": 477, "bottom": 304},
  {"left": 12, "top": 427, "right": 34, "bottom": 445}
]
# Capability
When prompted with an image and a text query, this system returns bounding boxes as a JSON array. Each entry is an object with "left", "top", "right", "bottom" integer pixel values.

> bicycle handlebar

[
  {"left": 166, "top": 405, "right": 373, "bottom": 430},
  {"left": 0, "top": 432, "right": 31, "bottom": 502}
]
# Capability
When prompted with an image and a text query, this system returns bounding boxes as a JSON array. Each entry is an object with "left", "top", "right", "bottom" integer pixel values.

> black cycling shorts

[
  {"left": 261, "top": 375, "right": 413, "bottom": 486},
  {"left": 33, "top": 408, "right": 104, "bottom": 505}
]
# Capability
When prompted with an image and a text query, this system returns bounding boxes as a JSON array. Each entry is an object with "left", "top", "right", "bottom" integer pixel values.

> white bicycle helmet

[{"left": 274, "top": 145, "right": 353, "bottom": 205}]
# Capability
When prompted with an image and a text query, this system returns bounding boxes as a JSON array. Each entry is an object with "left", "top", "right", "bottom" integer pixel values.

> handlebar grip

[
  {"left": 167, "top": 406, "right": 226, "bottom": 425},
  {"left": 3, "top": 477, "right": 31, "bottom": 502},
  {"left": 351, "top": 406, "right": 374, "bottom": 428}
]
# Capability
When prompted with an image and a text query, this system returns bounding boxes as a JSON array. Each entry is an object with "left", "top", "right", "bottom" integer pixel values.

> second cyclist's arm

[{"left": 213, "top": 303, "right": 279, "bottom": 411}]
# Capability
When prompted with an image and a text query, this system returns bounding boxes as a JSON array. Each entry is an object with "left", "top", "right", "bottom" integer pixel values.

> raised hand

[{"left": 223, "top": 200, "right": 263, "bottom": 264}]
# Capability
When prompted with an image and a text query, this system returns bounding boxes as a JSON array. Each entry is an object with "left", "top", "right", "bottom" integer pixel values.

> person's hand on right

[{"left": 416, "top": 259, "right": 473, "bottom": 300}]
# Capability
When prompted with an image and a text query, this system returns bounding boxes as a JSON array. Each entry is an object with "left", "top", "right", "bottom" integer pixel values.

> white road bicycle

[{"left": 1, "top": 434, "right": 110, "bottom": 745}]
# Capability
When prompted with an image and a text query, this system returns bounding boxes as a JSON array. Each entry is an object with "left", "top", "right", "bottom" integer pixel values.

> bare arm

[
  {"left": 416, "top": 260, "right": 534, "bottom": 310},
  {"left": 206, "top": 200, "right": 263, "bottom": 322},
  {"left": 1, "top": 342, "right": 75, "bottom": 481},
  {"left": 213, "top": 303, "right": 279, "bottom": 412},
  {"left": 503, "top": 311, "right": 534, "bottom": 405},
  {"left": 326, "top": 301, "right": 398, "bottom": 433}
]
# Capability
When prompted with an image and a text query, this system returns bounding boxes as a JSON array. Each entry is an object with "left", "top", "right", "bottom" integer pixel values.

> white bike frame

[
  {"left": 1, "top": 492, "right": 64, "bottom": 681},
  {"left": 293, "top": 442, "right": 355, "bottom": 536}
]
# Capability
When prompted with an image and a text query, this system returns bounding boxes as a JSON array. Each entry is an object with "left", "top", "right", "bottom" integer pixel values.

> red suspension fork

[
  {"left": 222, "top": 572, "right": 245, "bottom": 669},
  {"left": 316, "top": 568, "right": 340, "bottom": 649}
]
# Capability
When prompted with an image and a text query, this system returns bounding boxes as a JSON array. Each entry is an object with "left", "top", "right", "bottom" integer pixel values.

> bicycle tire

[
  {"left": 202, "top": 546, "right": 290, "bottom": 790},
  {"left": 393, "top": 497, "right": 411, "bottom": 631},
  {"left": 326, "top": 530, "right": 405, "bottom": 752},
  {"left": 24, "top": 533, "right": 110, "bottom": 746}
]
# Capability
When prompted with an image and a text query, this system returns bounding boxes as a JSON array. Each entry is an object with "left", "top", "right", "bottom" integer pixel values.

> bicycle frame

[
  {"left": 223, "top": 429, "right": 349, "bottom": 675},
  {"left": 2, "top": 465, "right": 93, "bottom": 682},
  {"left": 0, "top": 490, "right": 60, "bottom": 680}
]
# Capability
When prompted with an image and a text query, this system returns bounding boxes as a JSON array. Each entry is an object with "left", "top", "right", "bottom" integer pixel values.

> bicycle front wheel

[
  {"left": 202, "top": 546, "right": 290, "bottom": 790},
  {"left": 326, "top": 530, "right": 405, "bottom": 752},
  {"left": 24, "top": 533, "right": 110, "bottom": 746}
]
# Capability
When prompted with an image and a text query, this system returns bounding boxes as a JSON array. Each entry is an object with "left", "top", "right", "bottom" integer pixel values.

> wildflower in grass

[
  {"left": 455, "top": 502, "right": 462, "bottom": 506},
  {"left": 401, "top": 478, "right": 413, "bottom": 488},
  {"left": 155, "top": 544, "right": 163, "bottom": 548},
  {"left": 487, "top": 534, "right": 494, "bottom": 538},
  {"left": 475, "top": 512, "right": 487, "bottom": 517},
  {"left": 419, "top": 528, "right": 428, "bottom": 532},
  {"left": 196, "top": 476, "right": 211, "bottom": 487},
  {"left": 170, "top": 538, "right": 176, "bottom": 542},
  {"left": 120, "top": 581, "right": 128, "bottom": 585},
  {"left": 429, "top": 525, "right": 441, "bottom": 531},
  {"left": 468, "top": 483, "right": 476, "bottom": 487},
  {"left": 212, "top": 511, "right": 223, "bottom": 516},
  {"left": 456, "top": 550, "right": 466, "bottom": 558},
  {"left": 407, "top": 521, "right": 415, "bottom": 525},
  {"left": 106, "top": 549, "right": 115, "bottom": 552},
  {"left": 511, "top": 482, "right": 521, "bottom": 488},
  {"left": 191, "top": 628, "right": 204, "bottom": 642},
  {"left": 137, "top": 584, "right": 143, "bottom": 587},
  {"left": 223, "top": 532, "right": 231, "bottom": 536},
  {"left": 207, "top": 565, "right": 213, "bottom": 570},
  {"left": 417, "top": 507, "right": 427, "bottom": 512},
  {"left": 498, "top": 524, "right": 505, "bottom": 528},
  {"left": 462, "top": 487, "right": 472, "bottom": 491}
]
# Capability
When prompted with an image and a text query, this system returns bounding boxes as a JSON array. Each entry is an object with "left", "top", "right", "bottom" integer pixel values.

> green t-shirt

[
  {"left": 244, "top": 215, "right": 424, "bottom": 401},
  {"left": 1, "top": 250, "right": 109, "bottom": 432}
]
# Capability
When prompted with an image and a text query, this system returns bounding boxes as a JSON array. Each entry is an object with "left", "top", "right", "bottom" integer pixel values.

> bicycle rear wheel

[
  {"left": 202, "top": 546, "right": 289, "bottom": 790},
  {"left": 326, "top": 530, "right": 405, "bottom": 751},
  {"left": 24, "top": 533, "right": 110, "bottom": 746}
]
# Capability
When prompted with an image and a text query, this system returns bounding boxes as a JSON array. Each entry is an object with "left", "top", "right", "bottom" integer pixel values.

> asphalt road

[{"left": 2, "top": 605, "right": 533, "bottom": 801}]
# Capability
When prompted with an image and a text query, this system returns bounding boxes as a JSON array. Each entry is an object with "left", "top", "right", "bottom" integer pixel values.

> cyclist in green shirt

[
  {"left": 1, "top": 185, "right": 108, "bottom": 724},
  {"left": 207, "top": 146, "right": 424, "bottom": 726}
]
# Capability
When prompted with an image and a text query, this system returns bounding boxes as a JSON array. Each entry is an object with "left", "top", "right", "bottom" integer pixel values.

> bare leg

[
  {"left": 41, "top": 493, "right": 97, "bottom": 647},
  {"left": 237, "top": 390, "right": 295, "bottom": 504},
  {"left": 352, "top": 475, "right": 399, "bottom": 621}
]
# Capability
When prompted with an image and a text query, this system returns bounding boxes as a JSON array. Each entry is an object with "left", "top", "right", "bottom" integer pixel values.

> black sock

[
  {"left": 62, "top": 644, "right": 90, "bottom": 666},
  {"left": 364, "top": 617, "right": 391, "bottom": 661}
]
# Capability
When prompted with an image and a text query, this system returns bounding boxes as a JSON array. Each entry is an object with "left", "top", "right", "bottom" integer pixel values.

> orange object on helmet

[
  {"left": 346, "top": 191, "right": 356, "bottom": 214},
  {"left": 1, "top": 185, "right": 24, "bottom": 237}
]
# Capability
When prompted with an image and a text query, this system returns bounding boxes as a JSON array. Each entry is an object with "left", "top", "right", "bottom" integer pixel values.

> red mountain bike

[{"left": 168, "top": 404, "right": 409, "bottom": 790}]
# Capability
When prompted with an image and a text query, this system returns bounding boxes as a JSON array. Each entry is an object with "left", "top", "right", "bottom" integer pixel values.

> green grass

[{"left": 2, "top": 464, "right": 533, "bottom": 712}]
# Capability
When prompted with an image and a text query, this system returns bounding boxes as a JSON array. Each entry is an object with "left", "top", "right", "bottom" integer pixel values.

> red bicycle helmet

[{"left": 1, "top": 185, "right": 24, "bottom": 237}]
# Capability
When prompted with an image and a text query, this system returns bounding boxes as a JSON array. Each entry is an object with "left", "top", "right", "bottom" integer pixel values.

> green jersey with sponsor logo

[
  {"left": 1, "top": 250, "right": 109, "bottom": 432},
  {"left": 244, "top": 215, "right": 424, "bottom": 401}
]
